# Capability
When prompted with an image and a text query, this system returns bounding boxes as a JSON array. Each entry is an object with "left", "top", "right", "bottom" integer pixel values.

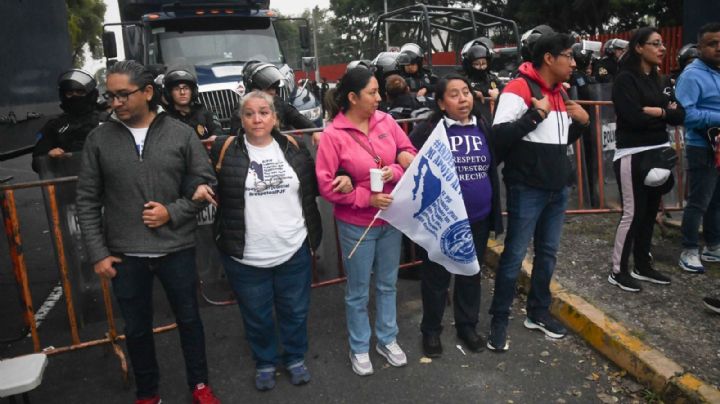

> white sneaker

[
  {"left": 349, "top": 351, "right": 374, "bottom": 376},
  {"left": 679, "top": 249, "right": 705, "bottom": 273},
  {"left": 701, "top": 244, "right": 720, "bottom": 263},
  {"left": 375, "top": 340, "right": 407, "bottom": 367}
]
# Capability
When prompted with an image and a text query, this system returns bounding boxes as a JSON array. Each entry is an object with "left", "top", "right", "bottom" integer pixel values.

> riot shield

[{"left": 33, "top": 153, "right": 97, "bottom": 324}]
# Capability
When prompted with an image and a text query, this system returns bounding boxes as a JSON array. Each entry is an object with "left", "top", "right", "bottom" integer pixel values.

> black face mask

[
  {"left": 61, "top": 96, "right": 95, "bottom": 115},
  {"left": 470, "top": 67, "right": 489, "bottom": 81}
]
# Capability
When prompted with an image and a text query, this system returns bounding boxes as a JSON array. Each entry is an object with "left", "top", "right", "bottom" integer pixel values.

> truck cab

[{"left": 103, "top": 0, "right": 323, "bottom": 131}]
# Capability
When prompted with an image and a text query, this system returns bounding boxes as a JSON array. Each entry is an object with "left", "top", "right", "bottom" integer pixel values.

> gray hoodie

[{"left": 76, "top": 113, "right": 216, "bottom": 263}]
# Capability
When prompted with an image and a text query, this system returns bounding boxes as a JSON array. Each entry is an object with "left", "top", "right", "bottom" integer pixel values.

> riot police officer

[
  {"left": 593, "top": 38, "right": 628, "bottom": 83},
  {"left": 396, "top": 43, "right": 437, "bottom": 97},
  {"left": 163, "top": 65, "right": 222, "bottom": 141},
  {"left": 230, "top": 60, "right": 315, "bottom": 135},
  {"left": 569, "top": 42, "right": 596, "bottom": 100},
  {"left": 671, "top": 43, "right": 700, "bottom": 83},
  {"left": 461, "top": 37, "right": 504, "bottom": 102},
  {"left": 32, "top": 69, "right": 105, "bottom": 172}
]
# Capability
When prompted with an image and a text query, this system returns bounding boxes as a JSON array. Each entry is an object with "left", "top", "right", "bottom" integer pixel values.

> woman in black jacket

[
  {"left": 409, "top": 74, "right": 503, "bottom": 357},
  {"left": 209, "top": 90, "right": 322, "bottom": 391},
  {"left": 609, "top": 27, "right": 685, "bottom": 293}
]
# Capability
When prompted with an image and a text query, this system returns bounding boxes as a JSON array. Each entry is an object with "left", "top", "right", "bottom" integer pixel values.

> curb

[{"left": 484, "top": 239, "right": 720, "bottom": 404}]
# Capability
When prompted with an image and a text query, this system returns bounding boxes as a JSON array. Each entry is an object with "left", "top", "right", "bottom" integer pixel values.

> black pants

[
  {"left": 420, "top": 219, "right": 491, "bottom": 336},
  {"left": 612, "top": 153, "right": 663, "bottom": 274}
]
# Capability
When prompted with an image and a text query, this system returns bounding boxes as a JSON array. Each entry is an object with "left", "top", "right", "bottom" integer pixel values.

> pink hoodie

[{"left": 316, "top": 110, "right": 417, "bottom": 227}]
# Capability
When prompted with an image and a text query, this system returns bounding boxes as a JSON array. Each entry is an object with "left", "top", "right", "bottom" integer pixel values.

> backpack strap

[
  {"left": 215, "top": 135, "right": 236, "bottom": 173},
  {"left": 520, "top": 74, "right": 570, "bottom": 103},
  {"left": 284, "top": 134, "right": 299, "bottom": 149}
]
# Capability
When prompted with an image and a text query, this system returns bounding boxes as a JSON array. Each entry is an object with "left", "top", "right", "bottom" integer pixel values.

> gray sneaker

[
  {"left": 349, "top": 351, "right": 374, "bottom": 376},
  {"left": 375, "top": 340, "right": 407, "bottom": 367}
]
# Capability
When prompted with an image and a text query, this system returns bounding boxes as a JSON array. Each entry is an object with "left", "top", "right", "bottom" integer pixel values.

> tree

[{"left": 66, "top": 0, "right": 106, "bottom": 67}]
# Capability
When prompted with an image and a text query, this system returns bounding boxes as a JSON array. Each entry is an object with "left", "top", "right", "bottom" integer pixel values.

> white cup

[{"left": 370, "top": 168, "right": 383, "bottom": 192}]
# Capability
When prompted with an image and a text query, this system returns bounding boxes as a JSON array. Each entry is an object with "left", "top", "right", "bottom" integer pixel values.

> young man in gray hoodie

[{"left": 76, "top": 60, "right": 219, "bottom": 404}]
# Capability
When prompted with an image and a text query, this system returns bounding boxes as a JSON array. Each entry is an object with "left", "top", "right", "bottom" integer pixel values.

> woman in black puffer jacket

[{"left": 208, "top": 90, "right": 322, "bottom": 391}]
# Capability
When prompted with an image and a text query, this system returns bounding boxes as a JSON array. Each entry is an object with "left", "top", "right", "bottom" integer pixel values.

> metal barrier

[{"left": 0, "top": 103, "right": 686, "bottom": 379}]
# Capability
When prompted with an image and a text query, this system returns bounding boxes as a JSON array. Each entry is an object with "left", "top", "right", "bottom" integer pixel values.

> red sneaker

[
  {"left": 135, "top": 396, "right": 161, "bottom": 404},
  {"left": 192, "top": 383, "right": 220, "bottom": 404}
]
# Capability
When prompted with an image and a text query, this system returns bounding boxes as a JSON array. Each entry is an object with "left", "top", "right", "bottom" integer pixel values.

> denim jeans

[
  {"left": 221, "top": 242, "right": 311, "bottom": 371},
  {"left": 681, "top": 146, "right": 720, "bottom": 249},
  {"left": 336, "top": 220, "right": 402, "bottom": 354},
  {"left": 489, "top": 183, "right": 569, "bottom": 323},
  {"left": 111, "top": 248, "right": 208, "bottom": 399}
]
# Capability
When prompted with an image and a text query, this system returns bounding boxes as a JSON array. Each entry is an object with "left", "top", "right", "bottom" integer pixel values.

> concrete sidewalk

[
  {"left": 484, "top": 230, "right": 720, "bottom": 404},
  {"left": 17, "top": 277, "right": 639, "bottom": 403}
]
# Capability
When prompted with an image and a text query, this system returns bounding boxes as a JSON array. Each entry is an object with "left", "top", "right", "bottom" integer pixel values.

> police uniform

[
  {"left": 166, "top": 104, "right": 222, "bottom": 140},
  {"left": 593, "top": 56, "right": 619, "bottom": 83}
]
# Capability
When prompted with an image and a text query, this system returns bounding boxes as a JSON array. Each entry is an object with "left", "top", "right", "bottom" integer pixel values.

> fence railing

[{"left": 0, "top": 99, "right": 686, "bottom": 379}]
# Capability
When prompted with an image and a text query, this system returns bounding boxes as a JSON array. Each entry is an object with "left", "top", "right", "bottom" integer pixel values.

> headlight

[{"left": 300, "top": 106, "right": 323, "bottom": 121}]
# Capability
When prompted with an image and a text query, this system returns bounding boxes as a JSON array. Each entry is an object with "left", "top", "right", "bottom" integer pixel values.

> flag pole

[{"left": 347, "top": 215, "right": 379, "bottom": 259}]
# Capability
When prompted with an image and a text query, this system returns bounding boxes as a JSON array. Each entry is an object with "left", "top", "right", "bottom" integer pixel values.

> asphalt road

[{"left": 0, "top": 154, "right": 638, "bottom": 403}]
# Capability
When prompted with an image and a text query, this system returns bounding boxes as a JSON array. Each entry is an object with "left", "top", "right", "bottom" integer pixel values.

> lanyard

[{"left": 346, "top": 130, "right": 385, "bottom": 168}]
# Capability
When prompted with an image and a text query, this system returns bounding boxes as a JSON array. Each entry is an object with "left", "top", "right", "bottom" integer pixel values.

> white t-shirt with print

[{"left": 232, "top": 137, "right": 307, "bottom": 268}]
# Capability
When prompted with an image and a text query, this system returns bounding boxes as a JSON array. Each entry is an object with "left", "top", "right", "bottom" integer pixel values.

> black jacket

[
  {"left": 209, "top": 130, "right": 322, "bottom": 258},
  {"left": 32, "top": 110, "right": 104, "bottom": 172},
  {"left": 399, "top": 68, "right": 438, "bottom": 95},
  {"left": 409, "top": 115, "right": 504, "bottom": 235},
  {"left": 612, "top": 69, "right": 685, "bottom": 149},
  {"left": 166, "top": 104, "right": 222, "bottom": 139}
]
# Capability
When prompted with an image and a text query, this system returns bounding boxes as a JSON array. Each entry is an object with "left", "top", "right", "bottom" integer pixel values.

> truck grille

[{"left": 199, "top": 90, "right": 240, "bottom": 127}]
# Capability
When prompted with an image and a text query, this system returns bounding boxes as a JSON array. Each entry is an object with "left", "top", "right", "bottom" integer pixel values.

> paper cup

[{"left": 370, "top": 168, "right": 383, "bottom": 192}]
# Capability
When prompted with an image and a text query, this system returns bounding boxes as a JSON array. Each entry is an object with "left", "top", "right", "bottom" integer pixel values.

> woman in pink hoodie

[{"left": 315, "top": 67, "right": 416, "bottom": 376}]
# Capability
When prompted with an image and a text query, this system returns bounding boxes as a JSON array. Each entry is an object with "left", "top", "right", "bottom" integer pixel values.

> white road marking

[{"left": 27, "top": 282, "right": 64, "bottom": 335}]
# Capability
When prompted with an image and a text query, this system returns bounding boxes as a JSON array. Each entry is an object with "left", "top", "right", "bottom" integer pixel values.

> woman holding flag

[
  {"left": 315, "top": 67, "right": 416, "bottom": 376},
  {"left": 408, "top": 74, "right": 503, "bottom": 358}
]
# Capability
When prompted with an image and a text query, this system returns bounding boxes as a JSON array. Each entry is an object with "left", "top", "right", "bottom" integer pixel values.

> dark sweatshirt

[
  {"left": 76, "top": 113, "right": 216, "bottom": 263},
  {"left": 612, "top": 69, "right": 685, "bottom": 149}
]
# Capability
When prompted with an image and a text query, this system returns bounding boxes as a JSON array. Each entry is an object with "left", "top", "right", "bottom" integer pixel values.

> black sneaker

[
  {"left": 703, "top": 296, "right": 720, "bottom": 314},
  {"left": 486, "top": 320, "right": 509, "bottom": 352},
  {"left": 631, "top": 267, "right": 671, "bottom": 285},
  {"left": 524, "top": 312, "right": 567, "bottom": 339},
  {"left": 608, "top": 271, "right": 641, "bottom": 292},
  {"left": 456, "top": 328, "right": 484, "bottom": 353},
  {"left": 422, "top": 333, "right": 443, "bottom": 358}
]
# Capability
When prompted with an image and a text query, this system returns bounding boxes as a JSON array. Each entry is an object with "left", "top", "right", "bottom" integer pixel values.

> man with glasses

[
  {"left": 162, "top": 65, "right": 222, "bottom": 143},
  {"left": 76, "top": 60, "right": 220, "bottom": 404},
  {"left": 31, "top": 69, "right": 105, "bottom": 172},
  {"left": 676, "top": 22, "right": 720, "bottom": 313},
  {"left": 487, "top": 33, "right": 589, "bottom": 352}
]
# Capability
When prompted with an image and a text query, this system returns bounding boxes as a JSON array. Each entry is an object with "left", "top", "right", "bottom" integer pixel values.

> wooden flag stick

[{"left": 347, "top": 216, "right": 379, "bottom": 259}]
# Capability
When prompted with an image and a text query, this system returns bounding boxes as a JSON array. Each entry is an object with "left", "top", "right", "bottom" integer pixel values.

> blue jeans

[
  {"left": 111, "top": 248, "right": 208, "bottom": 399},
  {"left": 681, "top": 146, "right": 720, "bottom": 249},
  {"left": 221, "top": 242, "right": 311, "bottom": 371},
  {"left": 489, "top": 183, "right": 569, "bottom": 323},
  {"left": 336, "top": 220, "right": 402, "bottom": 354}
]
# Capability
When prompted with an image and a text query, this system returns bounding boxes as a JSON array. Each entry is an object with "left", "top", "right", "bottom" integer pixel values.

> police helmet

[
  {"left": 520, "top": 25, "right": 555, "bottom": 62},
  {"left": 372, "top": 52, "right": 400, "bottom": 78},
  {"left": 603, "top": 38, "right": 629, "bottom": 57},
  {"left": 58, "top": 69, "right": 97, "bottom": 98},
  {"left": 571, "top": 43, "right": 594, "bottom": 71},
  {"left": 163, "top": 66, "right": 199, "bottom": 102},
  {"left": 243, "top": 60, "right": 286, "bottom": 92},
  {"left": 397, "top": 43, "right": 424, "bottom": 66},
  {"left": 677, "top": 43, "right": 699, "bottom": 70},
  {"left": 461, "top": 37, "right": 495, "bottom": 64},
  {"left": 346, "top": 59, "right": 374, "bottom": 73}
]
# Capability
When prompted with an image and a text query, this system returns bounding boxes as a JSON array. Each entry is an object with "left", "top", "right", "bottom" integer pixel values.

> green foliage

[{"left": 66, "top": 0, "right": 106, "bottom": 67}]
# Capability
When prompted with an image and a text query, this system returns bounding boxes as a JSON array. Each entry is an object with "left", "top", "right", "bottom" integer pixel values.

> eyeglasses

[
  {"left": 644, "top": 41, "right": 666, "bottom": 48},
  {"left": 557, "top": 52, "right": 575, "bottom": 60},
  {"left": 102, "top": 87, "right": 142, "bottom": 103}
]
